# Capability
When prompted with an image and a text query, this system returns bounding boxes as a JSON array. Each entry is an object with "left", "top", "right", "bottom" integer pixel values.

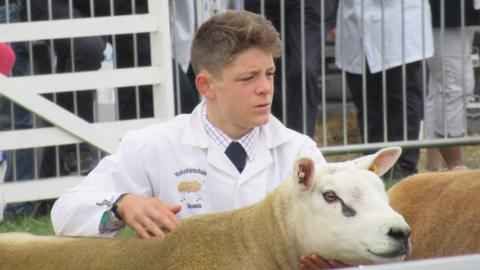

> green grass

[
  {"left": 384, "top": 177, "right": 398, "bottom": 190},
  {"left": 0, "top": 215, "right": 54, "bottom": 235},
  {"left": 0, "top": 214, "right": 135, "bottom": 236}
]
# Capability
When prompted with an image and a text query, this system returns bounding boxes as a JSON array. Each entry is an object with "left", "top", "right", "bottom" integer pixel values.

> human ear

[{"left": 195, "top": 72, "right": 215, "bottom": 100}]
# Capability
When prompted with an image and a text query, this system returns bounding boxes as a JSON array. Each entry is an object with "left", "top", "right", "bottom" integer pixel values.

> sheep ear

[
  {"left": 353, "top": 147, "right": 402, "bottom": 176},
  {"left": 293, "top": 157, "right": 315, "bottom": 190}
]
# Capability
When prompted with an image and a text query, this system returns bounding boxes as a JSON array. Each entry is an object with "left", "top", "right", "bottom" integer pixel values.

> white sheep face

[{"left": 293, "top": 147, "right": 411, "bottom": 265}]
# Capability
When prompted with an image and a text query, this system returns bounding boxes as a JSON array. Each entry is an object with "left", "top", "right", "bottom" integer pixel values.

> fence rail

[
  {"left": 0, "top": 1, "right": 479, "bottom": 269},
  {"left": 0, "top": 0, "right": 478, "bottom": 200},
  {"left": 0, "top": 0, "right": 174, "bottom": 202},
  {"left": 341, "top": 254, "right": 480, "bottom": 270}
]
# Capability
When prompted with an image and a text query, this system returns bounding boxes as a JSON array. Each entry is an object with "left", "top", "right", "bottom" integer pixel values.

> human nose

[{"left": 256, "top": 75, "right": 273, "bottom": 95}]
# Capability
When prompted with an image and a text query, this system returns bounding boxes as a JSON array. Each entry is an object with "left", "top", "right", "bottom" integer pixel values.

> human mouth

[{"left": 254, "top": 103, "right": 270, "bottom": 112}]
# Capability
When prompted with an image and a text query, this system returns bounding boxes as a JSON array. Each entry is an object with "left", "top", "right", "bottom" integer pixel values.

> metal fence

[
  {"left": 0, "top": 0, "right": 479, "bottom": 269},
  {"left": 0, "top": 0, "right": 479, "bottom": 201},
  {"left": 0, "top": 0, "right": 174, "bottom": 203}
]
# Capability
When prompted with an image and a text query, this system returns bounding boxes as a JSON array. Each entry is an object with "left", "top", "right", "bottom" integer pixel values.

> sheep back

[
  {"left": 0, "top": 188, "right": 297, "bottom": 270},
  {"left": 388, "top": 170, "right": 480, "bottom": 260}
]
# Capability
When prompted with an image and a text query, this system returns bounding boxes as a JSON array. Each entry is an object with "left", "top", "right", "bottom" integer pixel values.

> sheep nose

[{"left": 387, "top": 226, "right": 411, "bottom": 244}]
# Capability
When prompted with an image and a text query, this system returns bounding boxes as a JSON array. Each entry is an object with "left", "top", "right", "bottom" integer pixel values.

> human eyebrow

[{"left": 266, "top": 66, "right": 276, "bottom": 73}]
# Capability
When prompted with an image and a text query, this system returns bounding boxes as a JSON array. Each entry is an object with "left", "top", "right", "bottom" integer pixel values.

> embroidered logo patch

[
  {"left": 174, "top": 167, "right": 207, "bottom": 210},
  {"left": 178, "top": 179, "right": 204, "bottom": 209},
  {"left": 178, "top": 180, "right": 202, "bottom": 193}
]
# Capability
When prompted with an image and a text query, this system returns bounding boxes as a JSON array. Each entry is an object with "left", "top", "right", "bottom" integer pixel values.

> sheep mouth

[{"left": 367, "top": 247, "right": 409, "bottom": 258}]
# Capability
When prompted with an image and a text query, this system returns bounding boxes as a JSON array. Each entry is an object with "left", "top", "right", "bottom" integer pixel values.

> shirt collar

[{"left": 201, "top": 103, "right": 260, "bottom": 161}]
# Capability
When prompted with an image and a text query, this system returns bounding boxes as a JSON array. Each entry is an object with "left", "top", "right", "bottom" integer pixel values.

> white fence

[
  {"left": 0, "top": 0, "right": 479, "bottom": 200},
  {"left": 0, "top": 1, "right": 479, "bottom": 269},
  {"left": 0, "top": 0, "right": 174, "bottom": 203},
  {"left": 341, "top": 254, "right": 480, "bottom": 270}
]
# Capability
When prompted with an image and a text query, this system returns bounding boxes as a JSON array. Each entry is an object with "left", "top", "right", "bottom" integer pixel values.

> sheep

[
  {"left": 0, "top": 147, "right": 411, "bottom": 270},
  {"left": 388, "top": 169, "right": 480, "bottom": 260}
]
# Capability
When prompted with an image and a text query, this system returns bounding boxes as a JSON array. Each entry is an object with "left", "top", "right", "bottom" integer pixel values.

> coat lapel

[
  {"left": 207, "top": 143, "right": 239, "bottom": 177},
  {"left": 238, "top": 116, "right": 295, "bottom": 185},
  {"left": 238, "top": 141, "right": 273, "bottom": 185},
  {"left": 180, "top": 103, "right": 297, "bottom": 179}
]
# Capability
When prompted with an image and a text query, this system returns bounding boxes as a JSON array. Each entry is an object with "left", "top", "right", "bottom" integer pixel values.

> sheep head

[{"left": 292, "top": 147, "right": 411, "bottom": 265}]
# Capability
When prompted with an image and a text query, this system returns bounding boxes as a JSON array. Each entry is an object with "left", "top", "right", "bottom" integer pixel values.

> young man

[{"left": 51, "top": 10, "right": 343, "bottom": 269}]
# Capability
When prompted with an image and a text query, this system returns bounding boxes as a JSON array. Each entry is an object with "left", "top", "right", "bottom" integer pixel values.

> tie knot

[{"left": 225, "top": 142, "right": 247, "bottom": 173}]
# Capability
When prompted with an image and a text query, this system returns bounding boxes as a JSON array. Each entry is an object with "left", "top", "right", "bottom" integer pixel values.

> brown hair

[{"left": 191, "top": 10, "right": 282, "bottom": 78}]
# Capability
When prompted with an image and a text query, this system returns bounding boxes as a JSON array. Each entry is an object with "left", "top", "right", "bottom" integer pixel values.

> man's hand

[
  {"left": 116, "top": 194, "right": 182, "bottom": 239},
  {"left": 300, "top": 254, "right": 350, "bottom": 270}
]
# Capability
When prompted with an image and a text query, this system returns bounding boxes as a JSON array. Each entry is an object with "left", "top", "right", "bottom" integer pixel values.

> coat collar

[
  {"left": 181, "top": 102, "right": 297, "bottom": 150},
  {"left": 181, "top": 102, "right": 209, "bottom": 149}
]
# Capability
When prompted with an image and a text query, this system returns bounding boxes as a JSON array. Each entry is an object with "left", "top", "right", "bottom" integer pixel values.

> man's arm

[{"left": 51, "top": 130, "right": 180, "bottom": 237}]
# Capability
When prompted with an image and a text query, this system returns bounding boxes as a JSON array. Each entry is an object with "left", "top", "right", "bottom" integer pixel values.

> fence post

[{"left": 148, "top": 0, "right": 175, "bottom": 120}]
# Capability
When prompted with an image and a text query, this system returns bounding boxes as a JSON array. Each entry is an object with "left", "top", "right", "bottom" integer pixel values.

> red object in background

[{"left": 0, "top": 43, "right": 16, "bottom": 76}]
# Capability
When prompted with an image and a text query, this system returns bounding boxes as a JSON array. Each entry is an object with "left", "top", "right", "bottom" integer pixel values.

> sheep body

[
  {"left": 0, "top": 149, "right": 410, "bottom": 270},
  {"left": 388, "top": 169, "right": 480, "bottom": 260},
  {"left": 0, "top": 189, "right": 298, "bottom": 270}
]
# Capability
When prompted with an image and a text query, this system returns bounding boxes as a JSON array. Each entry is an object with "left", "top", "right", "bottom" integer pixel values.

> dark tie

[{"left": 225, "top": 142, "right": 247, "bottom": 173}]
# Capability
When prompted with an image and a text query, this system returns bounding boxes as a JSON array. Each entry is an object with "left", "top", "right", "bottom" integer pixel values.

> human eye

[{"left": 239, "top": 75, "right": 254, "bottom": 81}]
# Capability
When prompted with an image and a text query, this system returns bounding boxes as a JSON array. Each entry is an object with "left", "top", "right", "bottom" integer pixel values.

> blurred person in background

[
  {"left": 330, "top": 0, "right": 434, "bottom": 180},
  {"left": 0, "top": 43, "right": 15, "bottom": 76},
  {"left": 84, "top": 0, "right": 199, "bottom": 118},
  {"left": 425, "top": 0, "right": 480, "bottom": 171},
  {"left": 28, "top": 0, "right": 199, "bottom": 177},
  {"left": 1, "top": 0, "right": 41, "bottom": 219},
  {"left": 27, "top": 0, "right": 105, "bottom": 177},
  {"left": 0, "top": 42, "right": 16, "bottom": 221}
]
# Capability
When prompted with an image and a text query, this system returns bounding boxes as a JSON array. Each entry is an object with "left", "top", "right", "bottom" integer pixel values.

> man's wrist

[{"left": 111, "top": 193, "right": 129, "bottom": 220}]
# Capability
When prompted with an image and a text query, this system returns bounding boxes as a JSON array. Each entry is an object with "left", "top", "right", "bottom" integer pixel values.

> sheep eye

[{"left": 322, "top": 191, "right": 338, "bottom": 203}]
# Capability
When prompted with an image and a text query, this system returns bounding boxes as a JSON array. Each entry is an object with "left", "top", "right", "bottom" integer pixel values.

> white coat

[
  {"left": 51, "top": 103, "right": 327, "bottom": 237},
  {"left": 335, "top": 0, "right": 434, "bottom": 74}
]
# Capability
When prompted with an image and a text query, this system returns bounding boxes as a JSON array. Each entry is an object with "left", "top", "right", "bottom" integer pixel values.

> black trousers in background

[
  {"left": 346, "top": 61, "right": 424, "bottom": 174},
  {"left": 245, "top": 0, "right": 322, "bottom": 138},
  {"left": 31, "top": 0, "right": 198, "bottom": 121},
  {"left": 28, "top": 0, "right": 106, "bottom": 177},
  {"left": 28, "top": 0, "right": 198, "bottom": 177},
  {"left": 29, "top": 0, "right": 106, "bottom": 122}
]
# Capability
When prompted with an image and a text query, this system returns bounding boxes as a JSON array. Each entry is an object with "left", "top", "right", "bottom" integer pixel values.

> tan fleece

[
  {"left": 388, "top": 169, "right": 480, "bottom": 260},
  {"left": 0, "top": 182, "right": 305, "bottom": 270}
]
